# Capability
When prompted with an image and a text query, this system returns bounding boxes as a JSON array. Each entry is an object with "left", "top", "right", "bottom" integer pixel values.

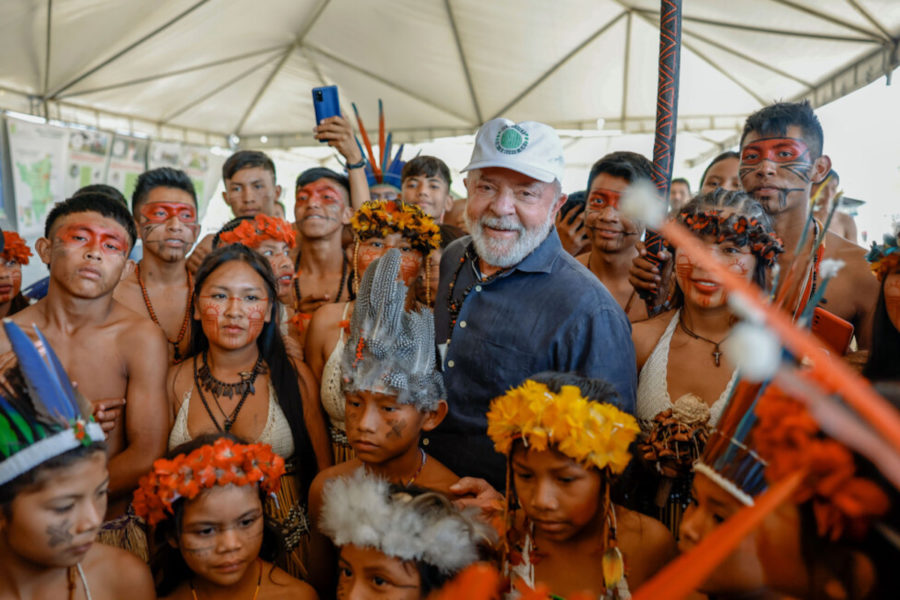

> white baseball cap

[{"left": 461, "top": 118, "right": 565, "bottom": 183}]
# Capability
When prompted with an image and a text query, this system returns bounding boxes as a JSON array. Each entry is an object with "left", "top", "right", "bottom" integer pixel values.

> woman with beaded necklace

[
  {"left": 305, "top": 199, "right": 440, "bottom": 463},
  {"left": 166, "top": 244, "right": 331, "bottom": 582}
]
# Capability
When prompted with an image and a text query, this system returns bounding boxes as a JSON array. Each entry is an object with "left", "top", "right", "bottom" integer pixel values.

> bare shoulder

[
  {"left": 419, "top": 453, "right": 459, "bottom": 494},
  {"left": 632, "top": 309, "right": 674, "bottom": 369},
  {"left": 84, "top": 542, "right": 155, "bottom": 599},
  {"left": 310, "top": 459, "right": 361, "bottom": 519},
  {"left": 0, "top": 303, "right": 46, "bottom": 352},
  {"left": 262, "top": 561, "right": 320, "bottom": 599},
  {"left": 616, "top": 504, "right": 676, "bottom": 562},
  {"left": 112, "top": 300, "right": 165, "bottom": 335},
  {"left": 825, "top": 233, "right": 879, "bottom": 297},
  {"left": 575, "top": 252, "right": 590, "bottom": 266}
]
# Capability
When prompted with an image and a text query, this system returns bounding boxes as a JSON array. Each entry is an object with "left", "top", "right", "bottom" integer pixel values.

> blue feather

[
  {"left": 32, "top": 326, "right": 79, "bottom": 412},
  {"left": 2, "top": 320, "right": 76, "bottom": 423}
]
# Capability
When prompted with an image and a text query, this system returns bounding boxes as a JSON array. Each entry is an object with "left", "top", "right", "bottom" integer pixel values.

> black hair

[
  {"left": 699, "top": 151, "right": 740, "bottom": 190},
  {"left": 675, "top": 188, "right": 777, "bottom": 294},
  {"left": 223, "top": 150, "right": 276, "bottom": 182},
  {"left": 6, "top": 292, "right": 31, "bottom": 316},
  {"left": 73, "top": 184, "right": 127, "bottom": 207},
  {"left": 559, "top": 190, "right": 587, "bottom": 225},
  {"left": 0, "top": 442, "right": 107, "bottom": 511},
  {"left": 149, "top": 433, "right": 289, "bottom": 597},
  {"left": 586, "top": 151, "right": 653, "bottom": 192},
  {"left": 131, "top": 167, "right": 198, "bottom": 218},
  {"left": 274, "top": 200, "right": 287, "bottom": 217},
  {"left": 188, "top": 245, "right": 318, "bottom": 502},
  {"left": 740, "top": 100, "right": 824, "bottom": 159},
  {"left": 529, "top": 370, "right": 624, "bottom": 411},
  {"left": 294, "top": 168, "right": 350, "bottom": 206},
  {"left": 211, "top": 215, "right": 255, "bottom": 249},
  {"left": 402, "top": 156, "right": 452, "bottom": 189},
  {"left": 44, "top": 192, "right": 137, "bottom": 249},
  {"left": 862, "top": 280, "right": 900, "bottom": 381},
  {"left": 671, "top": 177, "right": 691, "bottom": 192},
  {"left": 437, "top": 223, "right": 465, "bottom": 250}
]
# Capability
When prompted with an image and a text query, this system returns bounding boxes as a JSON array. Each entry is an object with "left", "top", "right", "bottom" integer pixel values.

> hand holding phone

[{"left": 312, "top": 86, "right": 340, "bottom": 143}]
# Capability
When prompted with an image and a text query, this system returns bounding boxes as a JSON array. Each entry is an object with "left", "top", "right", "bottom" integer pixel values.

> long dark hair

[
  {"left": 6, "top": 292, "right": 30, "bottom": 316},
  {"left": 188, "top": 245, "right": 317, "bottom": 500},
  {"left": 149, "top": 433, "right": 288, "bottom": 597},
  {"left": 862, "top": 281, "right": 900, "bottom": 381}
]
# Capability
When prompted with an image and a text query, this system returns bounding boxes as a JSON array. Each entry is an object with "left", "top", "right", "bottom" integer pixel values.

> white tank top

[{"left": 320, "top": 302, "right": 351, "bottom": 432}]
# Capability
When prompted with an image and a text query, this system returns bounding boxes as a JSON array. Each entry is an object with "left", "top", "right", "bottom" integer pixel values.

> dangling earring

[{"left": 352, "top": 240, "right": 360, "bottom": 294}]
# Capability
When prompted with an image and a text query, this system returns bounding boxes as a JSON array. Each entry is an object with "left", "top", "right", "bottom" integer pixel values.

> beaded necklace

[
  {"left": 136, "top": 263, "right": 193, "bottom": 363},
  {"left": 193, "top": 353, "right": 266, "bottom": 432},
  {"left": 292, "top": 250, "right": 348, "bottom": 307},
  {"left": 445, "top": 244, "right": 506, "bottom": 342}
]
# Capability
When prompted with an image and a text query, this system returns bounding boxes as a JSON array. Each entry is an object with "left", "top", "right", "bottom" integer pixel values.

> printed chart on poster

[
  {"left": 64, "top": 129, "right": 111, "bottom": 197},
  {"left": 7, "top": 119, "right": 67, "bottom": 236},
  {"left": 107, "top": 134, "right": 149, "bottom": 200}
]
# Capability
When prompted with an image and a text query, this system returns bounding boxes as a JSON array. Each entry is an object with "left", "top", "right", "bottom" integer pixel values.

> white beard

[{"left": 466, "top": 212, "right": 553, "bottom": 268}]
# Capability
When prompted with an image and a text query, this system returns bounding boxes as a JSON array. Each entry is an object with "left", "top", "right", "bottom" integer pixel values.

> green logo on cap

[{"left": 495, "top": 125, "right": 529, "bottom": 154}]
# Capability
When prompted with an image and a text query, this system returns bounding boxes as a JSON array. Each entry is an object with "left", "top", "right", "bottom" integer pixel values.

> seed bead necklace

[
  {"left": 678, "top": 314, "right": 730, "bottom": 367},
  {"left": 136, "top": 262, "right": 193, "bottom": 363},
  {"left": 293, "top": 250, "right": 349, "bottom": 307},
  {"left": 193, "top": 353, "right": 266, "bottom": 432},
  {"left": 445, "top": 244, "right": 506, "bottom": 342}
]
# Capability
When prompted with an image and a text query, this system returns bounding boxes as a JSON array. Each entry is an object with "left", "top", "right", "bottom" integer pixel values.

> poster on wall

[
  {"left": 180, "top": 145, "right": 216, "bottom": 217},
  {"left": 6, "top": 118, "right": 68, "bottom": 236},
  {"left": 64, "top": 129, "right": 111, "bottom": 197},
  {"left": 106, "top": 134, "right": 148, "bottom": 201},
  {"left": 149, "top": 140, "right": 182, "bottom": 170}
]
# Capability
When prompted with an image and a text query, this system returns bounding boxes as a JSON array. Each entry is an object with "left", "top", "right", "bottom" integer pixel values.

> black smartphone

[{"left": 312, "top": 86, "right": 340, "bottom": 142}]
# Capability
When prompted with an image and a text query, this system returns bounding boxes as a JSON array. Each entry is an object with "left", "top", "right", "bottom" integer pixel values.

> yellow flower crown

[
  {"left": 350, "top": 200, "right": 441, "bottom": 255},
  {"left": 486, "top": 380, "right": 639, "bottom": 474}
]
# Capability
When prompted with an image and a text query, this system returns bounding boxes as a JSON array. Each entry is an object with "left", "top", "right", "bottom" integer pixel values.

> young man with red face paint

[
  {"left": 114, "top": 168, "right": 201, "bottom": 364},
  {"left": 576, "top": 151, "right": 654, "bottom": 322},
  {"left": 0, "top": 193, "right": 169, "bottom": 559},
  {"left": 186, "top": 150, "right": 283, "bottom": 275},
  {"left": 630, "top": 102, "right": 878, "bottom": 349}
]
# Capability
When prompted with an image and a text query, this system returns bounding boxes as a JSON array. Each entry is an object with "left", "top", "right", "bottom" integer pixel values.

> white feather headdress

[{"left": 319, "top": 468, "right": 494, "bottom": 575}]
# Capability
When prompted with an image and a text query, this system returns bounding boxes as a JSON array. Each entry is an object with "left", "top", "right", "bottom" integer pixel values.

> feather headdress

[
  {"left": 352, "top": 100, "right": 406, "bottom": 188},
  {"left": 0, "top": 320, "right": 103, "bottom": 485},
  {"left": 320, "top": 468, "right": 494, "bottom": 574},
  {"left": 341, "top": 248, "right": 445, "bottom": 411}
]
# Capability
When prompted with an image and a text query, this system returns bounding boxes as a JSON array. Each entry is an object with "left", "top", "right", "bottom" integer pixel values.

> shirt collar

[{"left": 510, "top": 228, "right": 562, "bottom": 274}]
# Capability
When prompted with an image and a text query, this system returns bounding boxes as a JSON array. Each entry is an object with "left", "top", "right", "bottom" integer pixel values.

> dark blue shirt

[{"left": 428, "top": 229, "right": 637, "bottom": 488}]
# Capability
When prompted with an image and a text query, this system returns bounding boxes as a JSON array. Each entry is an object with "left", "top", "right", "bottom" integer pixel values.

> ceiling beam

[
  {"left": 444, "top": 0, "right": 482, "bottom": 123},
  {"left": 633, "top": 8, "right": 879, "bottom": 44},
  {"left": 772, "top": 0, "right": 890, "bottom": 42},
  {"left": 48, "top": 0, "right": 211, "bottom": 98},
  {"left": 620, "top": 10, "right": 632, "bottom": 124},
  {"left": 160, "top": 52, "right": 282, "bottom": 124},
  {"left": 60, "top": 45, "right": 286, "bottom": 98},
  {"left": 42, "top": 0, "right": 52, "bottom": 98},
  {"left": 491, "top": 11, "right": 628, "bottom": 119},
  {"left": 303, "top": 43, "right": 473, "bottom": 124},
  {"left": 235, "top": 45, "right": 296, "bottom": 135},
  {"left": 845, "top": 0, "right": 895, "bottom": 42}
]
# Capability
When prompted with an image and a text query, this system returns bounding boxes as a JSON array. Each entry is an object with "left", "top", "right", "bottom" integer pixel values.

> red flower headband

[
  {"left": 2, "top": 231, "right": 32, "bottom": 266},
  {"left": 677, "top": 208, "right": 784, "bottom": 268},
  {"left": 219, "top": 214, "right": 296, "bottom": 250},
  {"left": 753, "top": 386, "right": 890, "bottom": 541},
  {"left": 132, "top": 437, "right": 285, "bottom": 526}
]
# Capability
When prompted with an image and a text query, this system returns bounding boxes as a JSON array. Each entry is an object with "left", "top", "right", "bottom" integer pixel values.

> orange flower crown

[
  {"left": 753, "top": 386, "right": 890, "bottom": 541},
  {"left": 132, "top": 437, "right": 285, "bottom": 526},
  {"left": 219, "top": 214, "right": 296, "bottom": 250},
  {"left": 864, "top": 223, "right": 899, "bottom": 282},
  {"left": 350, "top": 200, "right": 441, "bottom": 255},
  {"left": 2, "top": 231, "right": 32, "bottom": 266}
]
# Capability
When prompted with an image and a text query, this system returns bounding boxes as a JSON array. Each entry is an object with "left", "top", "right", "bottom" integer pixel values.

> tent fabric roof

[{"left": 1, "top": 0, "right": 898, "bottom": 163}]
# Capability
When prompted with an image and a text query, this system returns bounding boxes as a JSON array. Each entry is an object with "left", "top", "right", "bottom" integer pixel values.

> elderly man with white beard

[{"left": 430, "top": 119, "right": 637, "bottom": 490}]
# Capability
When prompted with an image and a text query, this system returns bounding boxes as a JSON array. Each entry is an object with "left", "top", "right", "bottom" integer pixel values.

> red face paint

[
  {"left": 587, "top": 188, "right": 622, "bottom": 211},
  {"left": 295, "top": 180, "right": 344, "bottom": 207},
  {"left": 139, "top": 202, "right": 197, "bottom": 224},
  {"left": 356, "top": 236, "right": 423, "bottom": 287},
  {"left": 0, "top": 261, "right": 22, "bottom": 303},
  {"left": 56, "top": 223, "right": 128, "bottom": 256},
  {"left": 198, "top": 294, "right": 269, "bottom": 347},
  {"left": 740, "top": 137, "right": 810, "bottom": 166}
]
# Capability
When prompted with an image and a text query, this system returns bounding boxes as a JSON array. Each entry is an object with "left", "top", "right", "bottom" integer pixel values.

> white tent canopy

[{"left": 0, "top": 0, "right": 898, "bottom": 168}]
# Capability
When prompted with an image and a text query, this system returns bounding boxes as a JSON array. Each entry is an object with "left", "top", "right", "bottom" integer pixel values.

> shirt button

[
  {"left": 447, "top": 360, "right": 455, "bottom": 368},
  {"left": 475, "top": 285, "right": 482, "bottom": 292},
  {"left": 459, "top": 321, "right": 467, "bottom": 328}
]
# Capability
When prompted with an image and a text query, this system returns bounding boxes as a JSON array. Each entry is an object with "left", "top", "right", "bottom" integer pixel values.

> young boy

[
  {"left": 401, "top": 155, "right": 454, "bottom": 223},
  {"left": 308, "top": 249, "right": 456, "bottom": 523},
  {"left": 0, "top": 320, "right": 154, "bottom": 599}
]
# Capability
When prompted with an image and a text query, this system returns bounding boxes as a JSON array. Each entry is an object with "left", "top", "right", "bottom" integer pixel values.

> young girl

[
  {"left": 319, "top": 469, "right": 496, "bottom": 599},
  {"left": 0, "top": 320, "right": 153, "bottom": 599},
  {"left": 134, "top": 434, "right": 319, "bottom": 599},
  {"left": 167, "top": 244, "right": 331, "bottom": 580},
  {"left": 487, "top": 374, "right": 676, "bottom": 598},
  {"left": 308, "top": 249, "right": 456, "bottom": 523},
  {"left": 0, "top": 230, "right": 34, "bottom": 318},
  {"left": 305, "top": 199, "right": 440, "bottom": 463}
]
